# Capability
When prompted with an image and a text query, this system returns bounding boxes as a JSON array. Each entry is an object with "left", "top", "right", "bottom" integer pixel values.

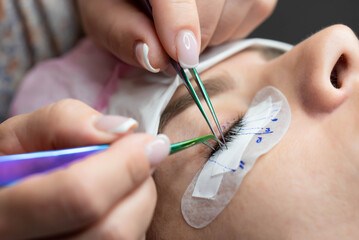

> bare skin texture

[{"left": 149, "top": 25, "right": 359, "bottom": 240}]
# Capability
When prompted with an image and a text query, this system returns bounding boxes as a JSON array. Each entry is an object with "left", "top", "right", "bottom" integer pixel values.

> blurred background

[{"left": 250, "top": 0, "right": 359, "bottom": 44}]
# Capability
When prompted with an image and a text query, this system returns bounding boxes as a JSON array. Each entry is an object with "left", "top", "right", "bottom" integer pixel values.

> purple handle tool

[{"left": 0, "top": 145, "right": 109, "bottom": 186}]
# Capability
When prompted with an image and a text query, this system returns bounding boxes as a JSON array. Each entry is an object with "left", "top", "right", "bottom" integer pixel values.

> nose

[{"left": 284, "top": 25, "right": 359, "bottom": 114}]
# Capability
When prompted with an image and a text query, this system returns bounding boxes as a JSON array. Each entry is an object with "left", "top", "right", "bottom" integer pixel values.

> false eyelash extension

[{"left": 207, "top": 116, "right": 245, "bottom": 159}]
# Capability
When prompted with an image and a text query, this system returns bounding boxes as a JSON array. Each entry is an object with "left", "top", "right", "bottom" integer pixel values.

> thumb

[{"left": 0, "top": 99, "right": 138, "bottom": 154}]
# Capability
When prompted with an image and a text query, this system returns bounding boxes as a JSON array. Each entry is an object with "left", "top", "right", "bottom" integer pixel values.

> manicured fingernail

[
  {"left": 94, "top": 115, "right": 138, "bottom": 133},
  {"left": 146, "top": 134, "right": 170, "bottom": 167},
  {"left": 176, "top": 30, "right": 199, "bottom": 68},
  {"left": 135, "top": 42, "right": 160, "bottom": 73}
]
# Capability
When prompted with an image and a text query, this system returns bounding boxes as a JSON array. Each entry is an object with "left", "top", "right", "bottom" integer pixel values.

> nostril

[{"left": 330, "top": 54, "right": 347, "bottom": 89}]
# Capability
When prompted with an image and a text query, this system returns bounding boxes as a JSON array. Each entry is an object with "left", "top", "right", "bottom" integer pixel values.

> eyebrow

[{"left": 158, "top": 72, "right": 235, "bottom": 133}]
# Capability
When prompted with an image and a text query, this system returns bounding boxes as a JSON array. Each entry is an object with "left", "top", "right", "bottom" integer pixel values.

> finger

[
  {"left": 209, "top": 0, "right": 254, "bottom": 46},
  {"left": 70, "top": 178, "right": 157, "bottom": 240},
  {"left": 195, "top": 0, "right": 226, "bottom": 51},
  {"left": 0, "top": 133, "right": 170, "bottom": 239},
  {"left": 229, "top": 0, "right": 277, "bottom": 40},
  {"left": 78, "top": 0, "right": 168, "bottom": 72},
  {"left": 0, "top": 99, "right": 137, "bottom": 155},
  {"left": 150, "top": 0, "right": 201, "bottom": 68}
]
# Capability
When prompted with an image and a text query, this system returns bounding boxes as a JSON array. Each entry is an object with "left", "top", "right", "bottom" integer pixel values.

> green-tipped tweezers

[
  {"left": 144, "top": 0, "right": 226, "bottom": 145},
  {"left": 0, "top": 134, "right": 217, "bottom": 186}
]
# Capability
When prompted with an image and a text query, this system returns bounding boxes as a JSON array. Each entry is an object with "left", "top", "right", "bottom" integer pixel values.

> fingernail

[
  {"left": 146, "top": 134, "right": 170, "bottom": 167},
  {"left": 94, "top": 115, "right": 138, "bottom": 133},
  {"left": 176, "top": 30, "right": 199, "bottom": 68},
  {"left": 135, "top": 42, "right": 160, "bottom": 73}
]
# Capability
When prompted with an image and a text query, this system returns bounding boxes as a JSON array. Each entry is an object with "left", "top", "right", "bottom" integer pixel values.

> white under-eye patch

[{"left": 181, "top": 86, "right": 291, "bottom": 228}]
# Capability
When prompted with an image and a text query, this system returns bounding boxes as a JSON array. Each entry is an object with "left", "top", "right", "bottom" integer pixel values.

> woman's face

[{"left": 150, "top": 25, "right": 359, "bottom": 239}]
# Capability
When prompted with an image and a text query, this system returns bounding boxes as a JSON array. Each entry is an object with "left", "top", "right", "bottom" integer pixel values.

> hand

[
  {"left": 77, "top": 0, "right": 277, "bottom": 72},
  {"left": 0, "top": 99, "right": 170, "bottom": 240}
]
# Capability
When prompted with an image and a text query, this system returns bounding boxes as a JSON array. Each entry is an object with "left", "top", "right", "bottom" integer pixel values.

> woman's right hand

[{"left": 0, "top": 99, "right": 170, "bottom": 240}]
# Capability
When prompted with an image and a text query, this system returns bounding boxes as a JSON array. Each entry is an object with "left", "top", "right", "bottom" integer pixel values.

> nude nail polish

[
  {"left": 176, "top": 30, "right": 199, "bottom": 68},
  {"left": 146, "top": 134, "right": 171, "bottom": 167}
]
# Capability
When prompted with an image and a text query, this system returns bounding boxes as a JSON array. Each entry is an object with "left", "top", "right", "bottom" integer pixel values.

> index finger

[
  {"left": 0, "top": 133, "right": 170, "bottom": 239},
  {"left": 149, "top": 0, "right": 201, "bottom": 68},
  {"left": 0, "top": 99, "right": 137, "bottom": 155}
]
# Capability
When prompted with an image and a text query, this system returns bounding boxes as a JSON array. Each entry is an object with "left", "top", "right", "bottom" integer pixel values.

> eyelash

[{"left": 207, "top": 117, "right": 245, "bottom": 158}]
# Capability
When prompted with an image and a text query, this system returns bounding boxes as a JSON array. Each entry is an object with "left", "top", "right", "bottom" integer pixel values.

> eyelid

[{"left": 159, "top": 73, "right": 235, "bottom": 133}]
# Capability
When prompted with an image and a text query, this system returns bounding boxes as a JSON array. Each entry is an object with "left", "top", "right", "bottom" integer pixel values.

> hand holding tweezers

[
  {"left": 0, "top": 135, "right": 216, "bottom": 186},
  {"left": 143, "top": 0, "right": 225, "bottom": 145}
]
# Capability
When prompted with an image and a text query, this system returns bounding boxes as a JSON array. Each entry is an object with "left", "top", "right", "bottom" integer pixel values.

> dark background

[{"left": 249, "top": 0, "right": 359, "bottom": 44}]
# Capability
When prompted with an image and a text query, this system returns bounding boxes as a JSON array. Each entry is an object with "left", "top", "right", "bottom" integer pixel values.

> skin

[
  {"left": 77, "top": 0, "right": 277, "bottom": 71},
  {"left": 149, "top": 25, "right": 359, "bottom": 239}
]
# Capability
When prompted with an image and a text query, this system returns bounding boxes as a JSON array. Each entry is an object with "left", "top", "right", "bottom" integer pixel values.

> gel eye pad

[{"left": 181, "top": 86, "right": 291, "bottom": 228}]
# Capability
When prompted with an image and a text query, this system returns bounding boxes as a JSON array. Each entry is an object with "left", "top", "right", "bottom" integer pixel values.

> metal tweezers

[
  {"left": 0, "top": 134, "right": 218, "bottom": 186},
  {"left": 144, "top": 0, "right": 225, "bottom": 145},
  {"left": 169, "top": 60, "right": 225, "bottom": 144}
]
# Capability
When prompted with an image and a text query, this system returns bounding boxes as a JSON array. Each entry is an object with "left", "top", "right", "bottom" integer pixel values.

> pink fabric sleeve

[{"left": 10, "top": 38, "right": 130, "bottom": 116}]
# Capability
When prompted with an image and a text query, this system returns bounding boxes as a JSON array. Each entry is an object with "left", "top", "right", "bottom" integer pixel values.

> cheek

[{"left": 215, "top": 127, "right": 358, "bottom": 237}]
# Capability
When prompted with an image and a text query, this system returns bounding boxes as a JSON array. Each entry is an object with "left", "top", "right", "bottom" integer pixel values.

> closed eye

[{"left": 206, "top": 116, "right": 245, "bottom": 159}]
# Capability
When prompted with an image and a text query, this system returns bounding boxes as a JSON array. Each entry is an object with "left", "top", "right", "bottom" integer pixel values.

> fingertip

[{"left": 145, "top": 134, "right": 171, "bottom": 168}]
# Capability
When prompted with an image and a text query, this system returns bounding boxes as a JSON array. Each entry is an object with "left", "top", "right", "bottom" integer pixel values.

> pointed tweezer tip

[
  {"left": 217, "top": 128, "right": 227, "bottom": 148},
  {"left": 212, "top": 136, "right": 223, "bottom": 146},
  {"left": 214, "top": 136, "right": 227, "bottom": 149}
]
